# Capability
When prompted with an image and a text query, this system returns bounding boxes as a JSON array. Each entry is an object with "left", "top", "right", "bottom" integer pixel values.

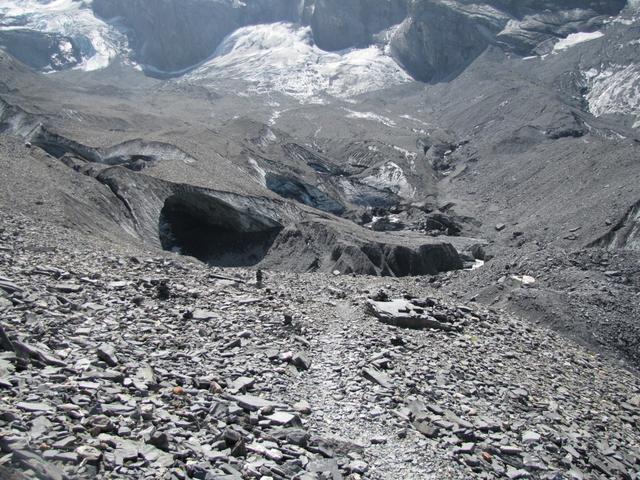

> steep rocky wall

[
  {"left": 474, "top": 0, "right": 627, "bottom": 18},
  {"left": 91, "top": 0, "right": 629, "bottom": 80},
  {"left": 92, "top": 0, "right": 241, "bottom": 72},
  {"left": 390, "top": 1, "right": 505, "bottom": 82},
  {"left": 389, "top": 0, "right": 628, "bottom": 81},
  {"left": 307, "top": 0, "right": 408, "bottom": 51},
  {"left": 0, "top": 30, "right": 81, "bottom": 72}
]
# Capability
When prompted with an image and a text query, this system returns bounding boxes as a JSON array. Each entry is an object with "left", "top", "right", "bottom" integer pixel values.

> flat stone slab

[
  {"left": 0, "top": 278, "right": 22, "bottom": 294},
  {"left": 365, "top": 299, "right": 457, "bottom": 331},
  {"left": 17, "top": 402, "right": 55, "bottom": 413},
  {"left": 362, "top": 367, "right": 393, "bottom": 389},
  {"left": 266, "top": 411, "right": 298, "bottom": 426},
  {"left": 192, "top": 309, "right": 218, "bottom": 320},
  {"left": 229, "top": 394, "right": 277, "bottom": 412},
  {"left": 51, "top": 283, "right": 83, "bottom": 293}
]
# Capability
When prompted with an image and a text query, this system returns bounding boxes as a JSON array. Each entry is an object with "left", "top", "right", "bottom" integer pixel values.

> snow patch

[
  {"left": 344, "top": 109, "right": 397, "bottom": 127},
  {"left": 553, "top": 31, "right": 604, "bottom": 52},
  {"left": 255, "top": 128, "right": 278, "bottom": 147},
  {"left": 469, "top": 259, "right": 485, "bottom": 271},
  {"left": 186, "top": 23, "right": 410, "bottom": 101},
  {"left": 511, "top": 275, "right": 536, "bottom": 285},
  {"left": 268, "top": 110, "right": 282, "bottom": 126},
  {"left": 399, "top": 114, "right": 430, "bottom": 127},
  {"left": 248, "top": 157, "right": 267, "bottom": 186},
  {"left": 392, "top": 146, "right": 417, "bottom": 160}
]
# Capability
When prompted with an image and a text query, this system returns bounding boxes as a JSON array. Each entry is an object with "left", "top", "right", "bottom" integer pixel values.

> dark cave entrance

[{"left": 159, "top": 192, "right": 283, "bottom": 267}]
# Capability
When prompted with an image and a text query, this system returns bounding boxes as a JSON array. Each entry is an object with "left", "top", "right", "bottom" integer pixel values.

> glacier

[
  {"left": 0, "top": 0, "right": 126, "bottom": 72},
  {"left": 184, "top": 23, "right": 411, "bottom": 101},
  {"left": 585, "top": 65, "right": 640, "bottom": 128}
]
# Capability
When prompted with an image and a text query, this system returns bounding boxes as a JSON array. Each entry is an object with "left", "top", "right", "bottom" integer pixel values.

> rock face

[
  {"left": 389, "top": 0, "right": 628, "bottom": 81},
  {"left": 390, "top": 1, "right": 505, "bottom": 82},
  {"left": 0, "top": 30, "right": 81, "bottom": 72},
  {"left": 307, "top": 0, "right": 408, "bottom": 51},
  {"left": 92, "top": 0, "right": 242, "bottom": 72},
  {"left": 3, "top": 121, "right": 465, "bottom": 276},
  {"left": 1, "top": 0, "right": 627, "bottom": 79},
  {"left": 483, "top": 0, "right": 627, "bottom": 17},
  {"left": 89, "top": 0, "right": 629, "bottom": 78},
  {"left": 590, "top": 199, "right": 640, "bottom": 251},
  {"left": 0, "top": 93, "right": 469, "bottom": 278}
]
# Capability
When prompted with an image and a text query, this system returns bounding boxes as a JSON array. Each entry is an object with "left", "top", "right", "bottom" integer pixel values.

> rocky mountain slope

[{"left": 0, "top": 1, "right": 640, "bottom": 479}]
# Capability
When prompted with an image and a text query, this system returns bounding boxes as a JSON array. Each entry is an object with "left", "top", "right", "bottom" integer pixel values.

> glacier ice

[
  {"left": 185, "top": 23, "right": 410, "bottom": 101},
  {"left": 0, "top": 0, "right": 126, "bottom": 72}
]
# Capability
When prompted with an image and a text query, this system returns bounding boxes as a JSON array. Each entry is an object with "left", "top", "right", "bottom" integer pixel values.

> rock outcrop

[
  {"left": 389, "top": 0, "right": 628, "bottom": 81},
  {"left": 0, "top": 30, "right": 81, "bottom": 72},
  {"left": 390, "top": 1, "right": 506, "bottom": 82},
  {"left": 306, "top": 0, "right": 408, "bottom": 51},
  {"left": 92, "top": 0, "right": 242, "bottom": 73}
]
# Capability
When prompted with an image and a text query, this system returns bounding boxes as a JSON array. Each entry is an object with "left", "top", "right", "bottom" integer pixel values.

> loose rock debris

[{"left": 0, "top": 214, "right": 639, "bottom": 479}]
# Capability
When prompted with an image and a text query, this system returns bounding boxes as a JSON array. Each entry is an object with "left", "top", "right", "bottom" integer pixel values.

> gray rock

[
  {"left": 228, "top": 376, "right": 255, "bottom": 393},
  {"left": 97, "top": 343, "right": 119, "bottom": 366},
  {"left": 266, "top": 411, "right": 298, "bottom": 426},
  {"left": 51, "top": 283, "right": 82, "bottom": 293},
  {"left": 500, "top": 445, "right": 523, "bottom": 455},
  {"left": 414, "top": 421, "right": 440, "bottom": 438},
  {"left": 366, "top": 298, "right": 458, "bottom": 331},
  {"left": 0, "top": 278, "right": 22, "bottom": 294},
  {"left": 76, "top": 445, "right": 102, "bottom": 462},
  {"left": 362, "top": 367, "right": 393, "bottom": 389},
  {"left": 11, "top": 449, "right": 68, "bottom": 480},
  {"left": 139, "top": 443, "right": 174, "bottom": 468},
  {"left": 348, "top": 459, "right": 368, "bottom": 474},
  {"left": 292, "top": 353, "right": 311, "bottom": 371},
  {"left": 16, "top": 401, "right": 54, "bottom": 413},
  {"left": 522, "top": 431, "right": 541, "bottom": 444},
  {"left": 230, "top": 394, "right": 277, "bottom": 412},
  {"left": 192, "top": 309, "right": 217, "bottom": 320},
  {"left": 454, "top": 443, "right": 476, "bottom": 455}
]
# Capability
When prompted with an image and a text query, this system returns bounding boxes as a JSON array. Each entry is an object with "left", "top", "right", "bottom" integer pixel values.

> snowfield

[{"left": 553, "top": 31, "right": 604, "bottom": 52}]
